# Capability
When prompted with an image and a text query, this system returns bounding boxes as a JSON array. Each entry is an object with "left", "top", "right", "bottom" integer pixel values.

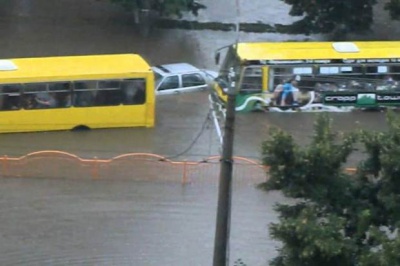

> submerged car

[{"left": 152, "top": 63, "right": 218, "bottom": 95}]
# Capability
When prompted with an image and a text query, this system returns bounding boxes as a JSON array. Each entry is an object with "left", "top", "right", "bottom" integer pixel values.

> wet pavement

[{"left": 0, "top": 0, "right": 395, "bottom": 265}]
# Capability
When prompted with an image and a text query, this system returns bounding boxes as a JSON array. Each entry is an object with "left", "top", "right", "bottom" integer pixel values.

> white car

[{"left": 152, "top": 63, "right": 218, "bottom": 95}]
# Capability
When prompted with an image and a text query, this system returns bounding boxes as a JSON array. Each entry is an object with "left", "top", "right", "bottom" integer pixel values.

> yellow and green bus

[
  {"left": 212, "top": 41, "right": 400, "bottom": 112},
  {"left": 0, "top": 54, "right": 155, "bottom": 133}
]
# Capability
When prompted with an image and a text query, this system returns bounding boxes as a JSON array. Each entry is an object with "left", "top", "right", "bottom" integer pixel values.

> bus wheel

[{"left": 72, "top": 125, "right": 90, "bottom": 132}]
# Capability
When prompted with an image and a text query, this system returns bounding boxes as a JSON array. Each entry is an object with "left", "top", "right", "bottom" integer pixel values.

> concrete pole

[
  {"left": 213, "top": 1, "right": 240, "bottom": 264},
  {"left": 213, "top": 70, "right": 237, "bottom": 266},
  {"left": 212, "top": 93, "right": 236, "bottom": 266}
]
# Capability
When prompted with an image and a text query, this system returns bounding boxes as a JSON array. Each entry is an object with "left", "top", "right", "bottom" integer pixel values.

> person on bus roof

[{"left": 280, "top": 76, "right": 300, "bottom": 106}]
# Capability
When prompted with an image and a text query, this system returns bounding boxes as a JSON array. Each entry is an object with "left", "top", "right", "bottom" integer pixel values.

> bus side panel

[
  {"left": 145, "top": 72, "right": 155, "bottom": 128},
  {"left": 0, "top": 106, "right": 148, "bottom": 133}
]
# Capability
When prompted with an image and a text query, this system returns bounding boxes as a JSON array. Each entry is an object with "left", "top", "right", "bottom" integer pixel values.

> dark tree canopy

[
  {"left": 281, "top": 0, "right": 400, "bottom": 36},
  {"left": 385, "top": 0, "right": 400, "bottom": 20},
  {"left": 261, "top": 113, "right": 400, "bottom": 266}
]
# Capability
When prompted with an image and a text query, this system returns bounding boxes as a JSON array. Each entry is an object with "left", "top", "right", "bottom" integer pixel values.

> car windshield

[{"left": 154, "top": 72, "right": 163, "bottom": 87}]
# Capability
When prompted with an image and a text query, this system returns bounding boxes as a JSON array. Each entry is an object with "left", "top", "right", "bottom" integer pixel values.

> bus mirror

[{"left": 215, "top": 52, "right": 220, "bottom": 65}]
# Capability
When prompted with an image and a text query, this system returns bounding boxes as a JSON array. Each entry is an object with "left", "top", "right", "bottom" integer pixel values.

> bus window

[
  {"left": 363, "top": 65, "right": 400, "bottom": 88},
  {"left": 272, "top": 67, "right": 292, "bottom": 76},
  {"left": 73, "top": 81, "right": 94, "bottom": 107},
  {"left": 293, "top": 67, "right": 312, "bottom": 75},
  {"left": 0, "top": 86, "right": 4, "bottom": 110},
  {"left": 121, "top": 79, "right": 146, "bottom": 105},
  {"left": 0, "top": 84, "right": 22, "bottom": 110},
  {"left": 49, "top": 82, "right": 72, "bottom": 108},
  {"left": 340, "top": 66, "right": 353, "bottom": 73},
  {"left": 320, "top": 67, "right": 339, "bottom": 74},
  {"left": 241, "top": 67, "right": 262, "bottom": 93},
  {"left": 271, "top": 67, "right": 294, "bottom": 80},
  {"left": 364, "top": 65, "right": 384, "bottom": 83},
  {"left": 270, "top": 67, "right": 300, "bottom": 90},
  {"left": 95, "top": 80, "right": 122, "bottom": 106},
  {"left": 389, "top": 66, "right": 400, "bottom": 80},
  {"left": 366, "top": 66, "right": 378, "bottom": 74},
  {"left": 24, "top": 82, "right": 58, "bottom": 109},
  {"left": 377, "top": 66, "right": 388, "bottom": 73}
]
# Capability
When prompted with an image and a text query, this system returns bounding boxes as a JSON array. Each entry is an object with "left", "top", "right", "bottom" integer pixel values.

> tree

[
  {"left": 110, "top": 0, "right": 206, "bottom": 18},
  {"left": 280, "top": 0, "right": 400, "bottom": 38},
  {"left": 110, "top": 0, "right": 206, "bottom": 36},
  {"left": 385, "top": 0, "right": 400, "bottom": 20},
  {"left": 260, "top": 113, "right": 400, "bottom": 265}
]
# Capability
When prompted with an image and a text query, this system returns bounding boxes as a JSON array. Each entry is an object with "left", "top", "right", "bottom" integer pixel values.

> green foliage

[
  {"left": 280, "top": 0, "right": 377, "bottom": 35},
  {"left": 110, "top": 0, "right": 206, "bottom": 17},
  {"left": 261, "top": 112, "right": 400, "bottom": 265}
]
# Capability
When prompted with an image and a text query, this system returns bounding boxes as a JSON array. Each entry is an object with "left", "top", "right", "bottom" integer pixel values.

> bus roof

[
  {"left": 0, "top": 54, "right": 152, "bottom": 83},
  {"left": 236, "top": 41, "right": 400, "bottom": 61}
]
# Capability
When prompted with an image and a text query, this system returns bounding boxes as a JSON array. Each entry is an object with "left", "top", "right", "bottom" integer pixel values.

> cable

[{"left": 163, "top": 109, "right": 212, "bottom": 160}]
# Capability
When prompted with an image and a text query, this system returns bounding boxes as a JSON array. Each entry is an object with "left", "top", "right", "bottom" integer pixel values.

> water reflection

[{"left": 0, "top": 178, "right": 285, "bottom": 266}]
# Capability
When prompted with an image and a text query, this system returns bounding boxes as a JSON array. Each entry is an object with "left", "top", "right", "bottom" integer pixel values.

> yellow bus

[
  {"left": 212, "top": 41, "right": 400, "bottom": 112},
  {"left": 0, "top": 54, "right": 155, "bottom": 133}
]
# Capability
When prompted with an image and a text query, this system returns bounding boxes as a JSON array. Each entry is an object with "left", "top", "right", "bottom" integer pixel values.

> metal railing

[
  {"left": 0, "top": 151, "right": 269, "bottom": 185},
  {"left": 0, "top": 150, "right": 356, "bottom": 183}
]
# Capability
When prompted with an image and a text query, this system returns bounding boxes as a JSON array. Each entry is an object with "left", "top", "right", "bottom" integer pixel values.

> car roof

[{"left": 152, "top": 63, "right": 200, "bottom": 75}]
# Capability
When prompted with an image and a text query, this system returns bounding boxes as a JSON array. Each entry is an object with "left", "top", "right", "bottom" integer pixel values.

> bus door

[{"left": 261, "top": 66, "right": 272, "bottom": 103}]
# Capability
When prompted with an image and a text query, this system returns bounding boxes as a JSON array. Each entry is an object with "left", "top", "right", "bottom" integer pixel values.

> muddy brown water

[{"left": 0, "top": 0, "right": 394, "bottom": 265}]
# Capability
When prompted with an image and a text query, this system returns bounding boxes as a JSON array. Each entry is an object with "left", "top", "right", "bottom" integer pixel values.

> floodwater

[
  {"left": 0, "top": 178, "right": 288, "bottom": 266},
  {"left": 0, "top": 0, "right": 395, "bottom": 265}
]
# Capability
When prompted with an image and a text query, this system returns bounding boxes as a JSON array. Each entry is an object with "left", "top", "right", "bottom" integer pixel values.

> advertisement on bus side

[{"left": 323, "top": 92, "right": 400, "bottom": 106}]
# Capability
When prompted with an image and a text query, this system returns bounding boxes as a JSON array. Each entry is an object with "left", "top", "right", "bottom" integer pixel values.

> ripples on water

[{"left": 0, "top": 178, "right": 286, "bottom": 266}]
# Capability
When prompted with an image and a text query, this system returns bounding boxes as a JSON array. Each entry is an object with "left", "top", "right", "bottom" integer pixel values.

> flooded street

[
  {"left": 0, "top": 178, "right": 286, "bottom": 266},
  {"left": 0, "top": 0, "right": 394, "bottom": 265}
]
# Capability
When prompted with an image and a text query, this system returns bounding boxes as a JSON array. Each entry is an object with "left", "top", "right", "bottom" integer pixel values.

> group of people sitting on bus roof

[
  {"left": 377, "top": 75, "right": 400, "bottom": 90},
  {"left": 272, "top": 75, "right": 301, "bottom": 106},
  {"left": 312, "top": 74, "right": 400, "bottom": 93},
  {"left": 269, "top": 72, "right": 400, "bottom": 108}
]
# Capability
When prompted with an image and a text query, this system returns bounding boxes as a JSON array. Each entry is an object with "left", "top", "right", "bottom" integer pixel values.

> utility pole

[
  {"left": 213, "top": 69, "right": 237, "bottom": 266},
  {"left": 213, "top": 1, "right": 240, "bottom": 265}
]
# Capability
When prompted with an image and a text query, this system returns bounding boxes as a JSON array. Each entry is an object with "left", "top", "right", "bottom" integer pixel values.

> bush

[{"left": 260, "top": 112, "right": 400, "bottom": 266}]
